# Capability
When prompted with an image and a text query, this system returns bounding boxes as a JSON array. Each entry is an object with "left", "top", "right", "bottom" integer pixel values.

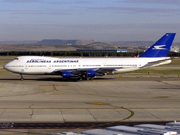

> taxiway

[{"left": 0, "top": 72, "right": 179, "bottom": 123}]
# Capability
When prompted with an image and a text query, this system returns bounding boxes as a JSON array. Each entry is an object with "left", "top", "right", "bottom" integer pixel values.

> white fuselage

[{"left": 3, "top": 56, "right": 171, "bottom": 75}]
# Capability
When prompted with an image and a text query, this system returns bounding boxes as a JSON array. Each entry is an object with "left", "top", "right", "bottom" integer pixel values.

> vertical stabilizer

[{"left": 139, "top": 33, "right": 176, "bottom": 57}]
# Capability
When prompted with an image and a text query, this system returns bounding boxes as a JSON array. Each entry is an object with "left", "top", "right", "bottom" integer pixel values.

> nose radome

[
  {"left": 3, "top": 63, "right": 10, "bottom": 71},
  {"left": 3, "top": 63, "right": 7, "bottom": 70}
]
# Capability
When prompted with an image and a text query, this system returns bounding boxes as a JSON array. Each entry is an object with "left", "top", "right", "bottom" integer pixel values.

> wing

[{"left": 51, "top": 67, "right": 122, "bottom": 77}]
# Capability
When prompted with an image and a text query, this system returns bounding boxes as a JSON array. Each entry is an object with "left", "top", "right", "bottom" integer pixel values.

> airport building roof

[
  {"left": 53, "top": 121, "right": 180, "bottom": 135},
  {"left": 76, "top": 49, "right": 127, "bottom": 52}
]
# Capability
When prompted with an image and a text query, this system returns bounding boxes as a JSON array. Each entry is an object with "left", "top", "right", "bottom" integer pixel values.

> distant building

[
  {"left": 171, "top": 47, "right": 180, "bottom": 53},
  {"left": 76, "top": 49, "right": 127, "bottom": 53}
]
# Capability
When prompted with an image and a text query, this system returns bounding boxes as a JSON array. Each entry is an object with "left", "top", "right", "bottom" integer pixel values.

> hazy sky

[{"left": 0, "top": 0, "right": 180, "bottom": 42}]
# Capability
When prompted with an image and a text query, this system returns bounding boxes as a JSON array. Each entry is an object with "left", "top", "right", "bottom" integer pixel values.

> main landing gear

[
  {"left": 78, "top": 74, "right": 94, "bottom": 80},
  {"left": 20, "top": 74, "right": 24, "bottom": 80}
]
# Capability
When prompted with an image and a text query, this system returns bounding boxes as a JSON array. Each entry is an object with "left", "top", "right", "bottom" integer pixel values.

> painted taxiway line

[{"left": 0, "top": 84, "right": 5, "bottom": 88}]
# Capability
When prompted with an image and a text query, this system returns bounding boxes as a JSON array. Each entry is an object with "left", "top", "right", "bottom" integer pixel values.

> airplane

[{"left": 3, "top": 33, "right": 176, "bottom": 80}]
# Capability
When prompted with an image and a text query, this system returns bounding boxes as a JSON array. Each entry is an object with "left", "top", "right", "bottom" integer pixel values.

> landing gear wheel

[
  {"left": 20, "top": 74, "right": 24, "bottom": 81},
  {"left": 89, "top": 77, "right": 94, "bottom": 80},
  {"left": 80, "top": 74, "right": 88, "bottom": 80}
]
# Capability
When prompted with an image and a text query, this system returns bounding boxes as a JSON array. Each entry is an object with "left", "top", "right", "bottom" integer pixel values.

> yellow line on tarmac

[
  {"left": 80, "top": 103, "right": 134, "bottom": 129},
  {"left": 155, "top": 96, "right": 169, "bottom": 99},
  {"left": 39, "top": 85, "right": 51, "bottom": 86},
  {"left": 0, "top": 84, "right": 4, "bottom": 88},
  {"left": 89, "top": 106, "right": 134, "bottom": 128},
  {"left": 52, "top": 82, "right": 57, "bottom": 91},
  {"left": 121, "top": 106, "right": 134, "bottom": 120},
  {"left": 88, "top": 102, "right": 110, "bottom": 105},
  {"left": 40, "top": 84, "right": 67, "bottom": 86}
]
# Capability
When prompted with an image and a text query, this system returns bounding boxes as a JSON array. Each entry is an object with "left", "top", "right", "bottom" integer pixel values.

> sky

[{"left": 0, "top": 0, "right": 180, "bottom": 42}]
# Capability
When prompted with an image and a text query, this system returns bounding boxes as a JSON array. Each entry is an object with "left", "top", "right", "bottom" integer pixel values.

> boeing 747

[{"left": 3, "top": 33, "right": 176, "bottom": 80}]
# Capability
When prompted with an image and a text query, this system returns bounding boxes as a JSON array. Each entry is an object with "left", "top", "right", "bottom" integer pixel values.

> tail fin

[{"left": 139, "top": 33, "right": 176, "bottom": 57}]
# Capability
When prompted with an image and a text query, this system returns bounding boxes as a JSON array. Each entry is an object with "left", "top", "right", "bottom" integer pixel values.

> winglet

[{"left": 139, "top": 33, "right": 176, "bottom": 57}]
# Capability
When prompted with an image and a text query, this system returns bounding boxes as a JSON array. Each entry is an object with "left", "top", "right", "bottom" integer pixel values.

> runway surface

[{"left": 0, "top": 72, "right": 180, "bottom": 123}]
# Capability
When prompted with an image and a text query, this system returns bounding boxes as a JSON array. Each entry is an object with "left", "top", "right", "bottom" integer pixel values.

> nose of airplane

[
  {"left": 3, "top": 63, "right": 10, "bottom": 71},
  {"left": 3, "top": 63, "right": 7, "bottom": 70},
  {"left": 3, "top": 62, "right": 20, "bottom": 73}
]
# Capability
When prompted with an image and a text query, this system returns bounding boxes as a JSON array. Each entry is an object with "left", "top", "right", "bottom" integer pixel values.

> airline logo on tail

[{"left": 152, "top": 45, "right": 167, "bottom": 50}]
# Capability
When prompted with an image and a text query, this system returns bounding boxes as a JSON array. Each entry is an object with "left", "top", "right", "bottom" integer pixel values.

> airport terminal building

[{"left": 76, "top": 49, "right": 128, "bottom": 53}]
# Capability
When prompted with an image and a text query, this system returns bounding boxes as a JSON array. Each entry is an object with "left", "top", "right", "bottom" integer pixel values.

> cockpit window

[{"left": 14, "top": 58, "right": 19, "bottom": 60}]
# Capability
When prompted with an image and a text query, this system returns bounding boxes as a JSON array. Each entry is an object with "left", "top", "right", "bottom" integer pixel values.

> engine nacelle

[
  {"left": 87, "top": 70, "right": 105, "bottom": 77},
  {"left": 62, "top": 72, "right": 71, "bottom": 78},
  {"left": 87, "top": 70, "right": 96, "bottom": 77},
  {"left": 95, "top": 72, "right": 105, "bottom": 76},
  {"left": 62, "top": 72, "right": 78, "bottom": 78}
]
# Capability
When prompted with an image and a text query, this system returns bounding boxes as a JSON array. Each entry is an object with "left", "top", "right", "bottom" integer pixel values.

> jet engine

[
  {"left": 87, "top": 70, "right": 104, "bottom": 77},
  {"left": 62, "top": 72, "right": 78, "bottom": 78}
]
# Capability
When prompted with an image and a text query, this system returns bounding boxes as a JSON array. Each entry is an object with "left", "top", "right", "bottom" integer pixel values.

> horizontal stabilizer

[{"left": 141, "top": 58, "right": 171, "bottom": 68}]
